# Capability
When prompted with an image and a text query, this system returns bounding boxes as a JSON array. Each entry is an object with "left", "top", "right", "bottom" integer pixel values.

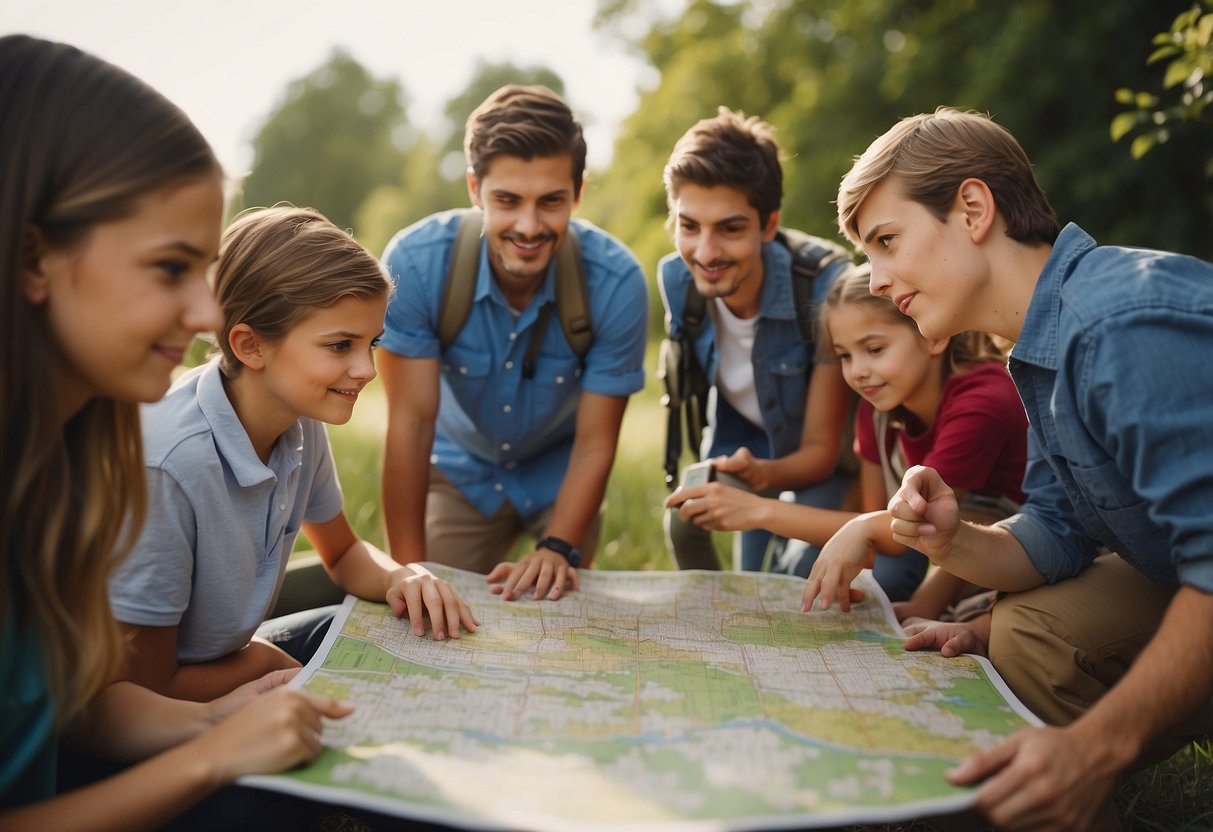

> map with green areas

[{"left": 242, "top": 566, "right": 1039, "bottom": 831}]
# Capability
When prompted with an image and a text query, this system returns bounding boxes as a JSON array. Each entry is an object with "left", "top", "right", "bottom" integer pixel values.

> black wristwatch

[{"left": 536, "top": 535, "right": 581, "bottom": 567}]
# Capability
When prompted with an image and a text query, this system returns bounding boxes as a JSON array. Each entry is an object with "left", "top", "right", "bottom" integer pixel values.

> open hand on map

[
  {"left": 487, "top": 549, "right": 580, "bottom": 602},
  {"left": 387, "top": 562, "right": 479, "bottom": 639}
]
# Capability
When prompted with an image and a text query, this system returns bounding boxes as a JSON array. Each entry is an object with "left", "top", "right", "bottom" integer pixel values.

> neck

[
  {"left": 980, "top": 236, "right": 1054, "bottom": 342},
  {"left": 900, "top": 358, "right": 949, "bottom": 431},
  {"left": 222, "top": 372, "right": 294, "bottom": 465}
]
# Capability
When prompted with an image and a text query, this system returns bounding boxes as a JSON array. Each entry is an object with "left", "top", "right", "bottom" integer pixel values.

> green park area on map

[{"left": 247, "top": 565, "right": 1037, "bottom": 830}]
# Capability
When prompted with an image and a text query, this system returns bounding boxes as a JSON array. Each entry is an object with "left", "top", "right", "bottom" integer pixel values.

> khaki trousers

[
  {"left": 424, "top": 466, "right": 601, "bottom": 575},
  {"left": 989, "top": 553, "right": 1213, "bottom": 765}
]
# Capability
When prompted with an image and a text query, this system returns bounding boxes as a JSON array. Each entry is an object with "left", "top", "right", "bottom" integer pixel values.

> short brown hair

[
  {"left": 663, "top": 107, "right": 783, "bottom": 227},
  {"left": 837, "top": 107, "right": 1060, "bottom": 247},
  {"left": 214, "top": 205, "right": 391, "bottom": 377},
  {"left": 464, "top": 85, "right": 587, "bottom": 197}
]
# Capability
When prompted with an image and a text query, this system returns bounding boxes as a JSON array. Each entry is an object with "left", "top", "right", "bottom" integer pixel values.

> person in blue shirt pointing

[
  {"left": 836, "top": 106, "right": 1213, "bottom": 831},
  {"left": 378, "top": 85, "right": 647, "bottom": 602}
]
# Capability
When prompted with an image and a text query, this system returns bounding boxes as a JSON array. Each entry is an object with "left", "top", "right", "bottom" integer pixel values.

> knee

[{"left": 989, "top": 594, "right": 1090, "bottom": 726}]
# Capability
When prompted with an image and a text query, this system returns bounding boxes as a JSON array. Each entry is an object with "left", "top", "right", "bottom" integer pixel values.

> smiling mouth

[
  {"left": 893, "top": 293, "right": 916, "bottom": 315},
  {"left": 155, "top": 345, "right": 187, "bottom": 365},
  {"left": 329, "top": 387, "right": 360, "bottom": 400}
]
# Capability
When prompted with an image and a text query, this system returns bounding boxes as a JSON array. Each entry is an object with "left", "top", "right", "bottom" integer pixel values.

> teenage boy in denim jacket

[
  {"left": 836, "top": 106, "right": 1213, "bottom": 831},
  {"left": 659, "top": 109, "right": 877, "bottom": 587}
]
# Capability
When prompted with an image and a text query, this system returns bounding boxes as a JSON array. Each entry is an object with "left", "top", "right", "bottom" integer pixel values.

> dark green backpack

[
  {"left": 438, "top": 209, "right": 591, "bottom": 378},
  {"left": 658, "top": 229, "right": 853, "bottom": 489}
]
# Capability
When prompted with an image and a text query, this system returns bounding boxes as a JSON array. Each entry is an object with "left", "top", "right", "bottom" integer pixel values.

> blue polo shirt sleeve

[
  {"left": 109, "top": 467, "right": 197, "bottom": 626},
  {"left": 579, "top": 229, "right": 648, "bottom": 398}
]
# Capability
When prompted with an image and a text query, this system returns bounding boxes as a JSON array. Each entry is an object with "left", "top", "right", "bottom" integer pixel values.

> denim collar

[
  {"left": 757, "top": 240, "right": 797, "bottom": 320},
  {"left": 1010, "top": 223, "right": 1096, "bottom": 371}
]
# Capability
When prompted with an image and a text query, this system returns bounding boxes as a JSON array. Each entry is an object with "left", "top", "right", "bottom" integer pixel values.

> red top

[{"left": 855, "top": 362, "right": 1028, "bottom": 503}]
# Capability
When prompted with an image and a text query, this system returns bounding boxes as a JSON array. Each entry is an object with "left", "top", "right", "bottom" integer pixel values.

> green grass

[{"left": 316, "top": 354, "right": 1212, "bottom": 832}]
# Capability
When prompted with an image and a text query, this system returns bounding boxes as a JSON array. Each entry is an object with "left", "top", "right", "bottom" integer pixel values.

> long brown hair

[{"left": 1, "top": 35, "right": 219, "bottom": 726}]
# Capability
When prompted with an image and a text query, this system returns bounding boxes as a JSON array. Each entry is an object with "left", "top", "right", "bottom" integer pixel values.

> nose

[
  {"left": 868, "top": 264, "right": 892, "bottom": 298},
  {"left": 352, "top": 346, "right": 377, "bottom": 381},
  {"left": 694, "top": 229, "right": 722, "bottom": 265},
  {"left": 184, "top": 274, "right": 223, "bottom": 334},
  {"left": 514, "top": 204, "right": 543, "bottom": 238}
]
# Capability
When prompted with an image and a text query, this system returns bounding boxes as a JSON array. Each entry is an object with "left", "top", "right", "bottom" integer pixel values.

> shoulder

[
  {"left": 139, "top": 365, "right": 214, "bottom": 466},
  {"left": 939, "top": 363, "right": 1025, "bottom": 425},
  {"left": 571, "top": 219, "right": 643, "bottom": 282},
  {"left": 1060, "top": 234, "right": 1213, "bottom": 327},
  {"left": 381, "top": 210, "right": 464, "bottom": 269}
]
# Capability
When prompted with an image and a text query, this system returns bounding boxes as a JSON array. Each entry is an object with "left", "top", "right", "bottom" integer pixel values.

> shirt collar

[
  {"left": 196, "top": 360, "right": 302, "bottom": 487},
  {"left": 1009, "top": 223, "right": 1096, "bottom": 370},
  {"left": 758, "top": 240, "right": 796, "bottom": 319}
]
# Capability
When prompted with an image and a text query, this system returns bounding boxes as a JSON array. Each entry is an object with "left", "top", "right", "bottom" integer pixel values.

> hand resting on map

[
  {"left": 901, "top": 614, "right": 991, "bottom": 658},
  {"left": 486, "top": 549, "right": 580, "bottom": 602},
  {"left": 387, "top": 562, "right": 479, "bottom": 639}
]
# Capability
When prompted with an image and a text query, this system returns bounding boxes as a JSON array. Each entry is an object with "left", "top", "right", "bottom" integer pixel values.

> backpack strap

[
  {"left": 439, "top": 210, "right": 483, "bottom": 353},
  {"left": 776, "top": 228, "right": 852, "bottom": 352},
  {"left": 554, "top": 229, "right": 591, "bottom": 358},
  {"left": 439, "top": 209, "right": 592, "bottom": 361}
]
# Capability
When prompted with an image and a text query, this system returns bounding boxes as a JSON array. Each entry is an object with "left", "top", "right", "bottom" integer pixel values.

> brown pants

[
  {"left": 989, "top": 553, "right": 1213, "bottom": 764},
  {"left": 424, "top": 466, "right": 601, "bottom": 574}
]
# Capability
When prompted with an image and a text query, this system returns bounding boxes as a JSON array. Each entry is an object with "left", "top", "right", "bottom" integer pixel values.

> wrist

[{"left": 536, "top": 535, "right": 581, "bottom": 567}]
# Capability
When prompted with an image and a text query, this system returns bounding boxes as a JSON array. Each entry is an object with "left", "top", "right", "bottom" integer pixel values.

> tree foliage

[
  {"left": 240, "top": 48, "right": 407, "bottom": 233},
  {"left": 582, "top": 0, "right": 1211, "bottom": 324},
  {"left": 1111, "top": 1, "right": 1212, "bottom": 172}
]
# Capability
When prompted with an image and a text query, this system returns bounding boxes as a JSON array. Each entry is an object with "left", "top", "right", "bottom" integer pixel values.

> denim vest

[
  {"left": 658, "top": 241, "right": 838, "bottom": 461},
  {"left": 999, "top": 224, "right": 1213, "bottom": 594}
]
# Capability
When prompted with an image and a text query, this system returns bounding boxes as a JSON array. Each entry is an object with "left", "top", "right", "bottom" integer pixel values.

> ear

[
  {"left": 955, "top": 178, "right": 997, "bottom": 244},
  {"left": 21, "top": 226, "right": 53, "bottom": 305},
  {"left": 466, "top": 167, "right": 483, "bottom": 209},
  {"left": 228, "top": 323, "right": 266, "bottom": 370},
  {"left": 761, "top": 209, "right": 780, "bottom": 243}
]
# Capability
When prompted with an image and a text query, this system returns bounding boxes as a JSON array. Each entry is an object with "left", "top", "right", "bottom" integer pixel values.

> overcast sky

[{"left": 2, "top": 0, "right": 669, "bottom": 173}]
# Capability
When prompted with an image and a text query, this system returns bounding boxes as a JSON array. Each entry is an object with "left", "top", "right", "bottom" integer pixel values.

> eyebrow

[
  {"left": 318, "top": 330, "right": 366, "bottom": 339},
  {"left": 862, "top": 222, "right": 892, "bottom": 246},
  {"left": 677, "top": 212, "right": 750, "bottom": 226}
]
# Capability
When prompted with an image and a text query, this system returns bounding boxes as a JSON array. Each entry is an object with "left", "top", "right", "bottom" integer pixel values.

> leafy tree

[
  {"left": 1111, "top": 1, "right": 1212, "bottom": 173},
  {"left": 586, "top": 0, "right": 1211, "bottom": 327},
  {"left": 240, "top": 48, "right": 407, "bottom": 233}
]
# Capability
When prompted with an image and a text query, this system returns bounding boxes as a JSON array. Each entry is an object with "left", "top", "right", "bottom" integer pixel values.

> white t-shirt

[{"left": 712, "top": 298, "right": 764, "bottom": 428}]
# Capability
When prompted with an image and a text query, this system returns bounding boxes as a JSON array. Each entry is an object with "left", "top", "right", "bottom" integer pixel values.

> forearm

[
  {"left": 65, "top": 682, "right": 215, "bottom": 762},
  {"left": 544, "top": 445, "right": 616, "bottom": 567},
  {"left": 1066, "top": 585, "right": 1213, "bottom": 766},
  {"left": 0, "top": 743, "right": 222, "bottom": 832},
  {"left": 761, "top": 442, "right": 839, "bottom": 492},
  {"left": 382, "top": 423, "right": 433, "bottom": 564},
  {"left": 327, "top": 539, "right": 407, "bottom": 600},
  {"left": 758, "top": 501, "right": 861, "bottom": 548},
  {"left": 149, "top": 640, "right": 297, "bottom": 702},
  {"left": 930, "top": 522, "right": 1045, "bottom": 591}
]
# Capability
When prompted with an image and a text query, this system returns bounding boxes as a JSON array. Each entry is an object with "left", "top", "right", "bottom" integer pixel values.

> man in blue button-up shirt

[
  {"left": 378, "top": 86, "right": 647, "bottom": 603},
  {"left": 835, "top": 107, "right": 1213, "bottom": 830}
]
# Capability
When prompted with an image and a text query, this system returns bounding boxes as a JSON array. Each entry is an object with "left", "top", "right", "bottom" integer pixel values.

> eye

[
  {"left": 326, "top": 340, "right": 352, "bottom": 353},
  {"left": 678, "top": 221, "right": 699, "bottom": 234},
  {"left": 868, "top": 345, "right": 885, "bottom": 356},
  {"left": 876, "top": 234, "right": 895, "bottom": 249},
  {"left": 721, "top": 224, "right": 746, "bottom": 235},
  {"left": 157, "top": 260, "right": 189, "bottom": 281},
  {"left": 834, "top": 351, "right": 851, "bottom": 362},
  {"left": 540, "top": 194, "right": 566, "bottom": 208},
  {"left": 370, "top": 336, "right": 382, "bottom": 350}
]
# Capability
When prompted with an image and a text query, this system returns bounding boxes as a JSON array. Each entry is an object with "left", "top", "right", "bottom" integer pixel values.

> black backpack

[
  {"left": 658, "top": 230, "right": 852, "bottom": 489},
  {"left": 438, "top": 209, "right": 591, "bottom": 377}
]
